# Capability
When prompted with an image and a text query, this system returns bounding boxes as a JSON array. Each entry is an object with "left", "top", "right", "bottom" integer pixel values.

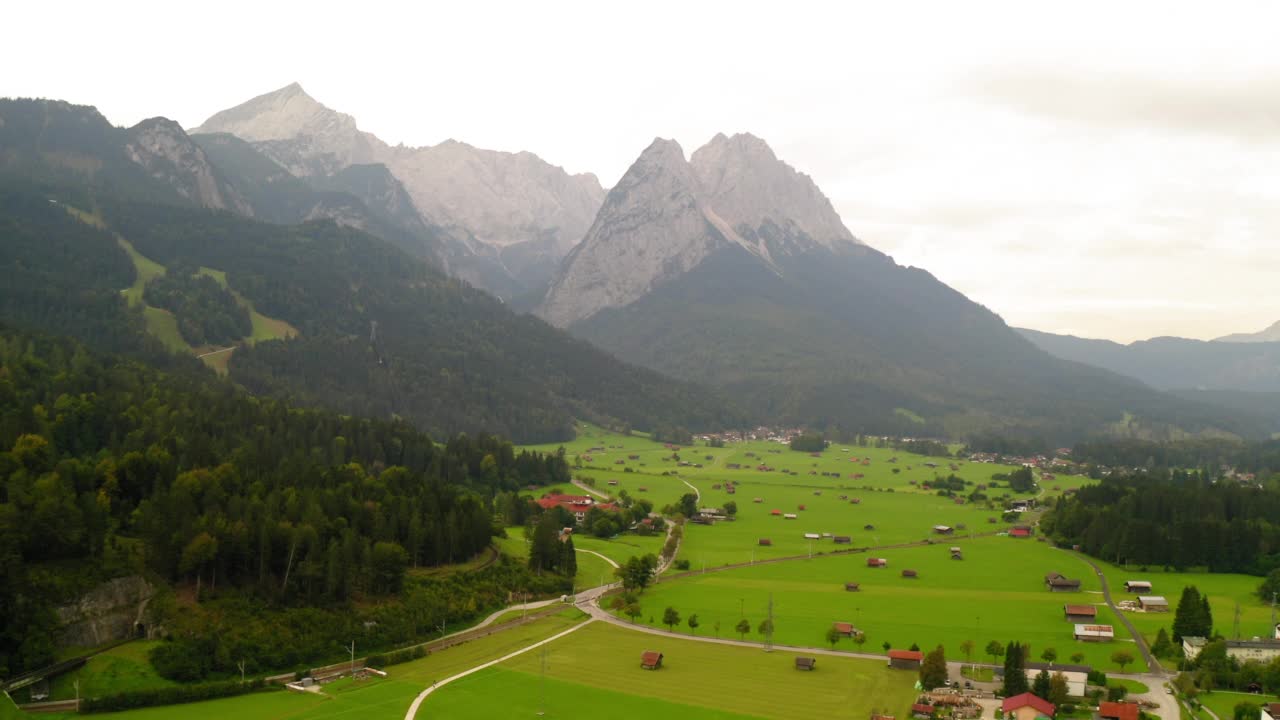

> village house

[
  {"left": 1123, "top": 580, "right": 1152, "bottom": 593},
  {"left": 1064, "top": 604, "right": 1097, "bottom": 622},
  {"left": 1137, "top": 596, "right": 1169, "bottom": 612},
  {"left": 1185, "top": 636, "right": 1280, "bottom": 663},
  {"left": 911, "top": 703, "right": 934, "bottom": 719},
  {"left": 1099, "top": 701, "right": 1140, "bottom": 720},
  {"left": 1073, "top": 624, "right": 1114, "bottom": 642},
  {"left": 887, "top": 649, "right": 923, "bottom": 669},
  {"left": 1001, "top": 692, "right": 1055, "bottom": 720},
  {"left": 1262, "top": 702, "right": 1280, "bottom": 720},
  {"left": 1026, "top": 662, "right": 1089, "bottom": 696}
]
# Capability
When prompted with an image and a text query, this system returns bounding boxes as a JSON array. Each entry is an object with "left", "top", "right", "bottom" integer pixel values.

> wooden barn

[
  {"left": 902, "top": 569, "right": 918, "bottom": 578},
  {"left": 844, "top": 582, "right": 861, "bottom": 592},
  {"left": 1064, "top": 604, "right": 1097, "bottom": 622},
  {"left": 834, "top": 536, "right": 852, "bottom": 545},
  {"left": 795, "top": 657, "right": 817, "bottom": 671},
  {"left": 867, "top": 557, "right": 888, "bottom": 568},
  {"left": 641, "top": 650, "right": 664, "bottom": 670},
  {"left": 758, "top": 538, "right": 772, "bottom": 546},
  {"left": 887, "top": 649, "right": 924, "bottom": 669}
]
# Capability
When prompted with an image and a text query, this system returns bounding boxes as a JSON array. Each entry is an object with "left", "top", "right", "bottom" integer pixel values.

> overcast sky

[{"left": 5, "top": 0, "right": 1278, "bottom": 342}]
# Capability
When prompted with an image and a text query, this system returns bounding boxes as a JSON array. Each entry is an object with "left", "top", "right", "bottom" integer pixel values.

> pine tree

[
  {"left": 1002, "top": 641, "right": 1029, "bottom": 696},
  {"left": 1199, "top": 594, "right": 1214, "bottom": 638},
  {"left": 1048, "top": 672, "right": 1070, "bottom": 705},
  {"left": 560, "top": 535, "right": 577, "bottom": 578},
  {"left": 1031, "top": 669, "right": 1051, "bottom": 700},
  {"left": 1173, "top": 585, "right": 1204, "bottom": 642}
]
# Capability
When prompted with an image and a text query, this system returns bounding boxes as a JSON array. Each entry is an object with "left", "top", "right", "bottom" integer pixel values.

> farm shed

[
  {"left": 1001, "top": 692, "right": 1055, "bottom": 720},
  {"left": 1073, "top": 624, "right": 1114, "bottom": 642},
  {"left": 784, "top": 513, "right": 798, "bottom": 520},
  {"left": 758, "top": 538, "right": 772, "bottom": 546},
  {"left": 1047, "top": 577, "right": 1081, "bottom": 592},
  {"left": 833, "top": 622, "right": 859, "bottom": 636},
  {"left": 867, "top": 558, "right": 887, "bottom": 567},
  {"left": 887, "top": 649, "right": 923, "bottom": 669},
  {"left": 804, "top": 533, "right": 821, "bottom": 540},
  {"left": 797, "top": 504, "right": 806, "bottom": 511},
  {"left": 863, "top": 524, "right": 875, "bottom": 530},
  {"left": 1099, "top": 701, "right": 1140, "bottom": 720},
  {"left": 795, "top": 657, "right": 817, "bottom": 671},
  {"left": 901, "top": 569, "right": 918, "bottom": 578},
  {"left": 949, "top": 547, "right": 962, "bottom": 560},
  {"left": 834, "top": 536, "right": 852, "bottom": 545},
  {"left": 1124, "top": 580, "right": 1152, "bottom": 593},
  {"left": 844, "top": 582, "right": 861, "bottom": 592},
  {"left": 1063, "top": 604, "right": 1097, "bottom": 622},
  {"left": 771, "top": 509, "right": 782, "bottom": 516},
  {"left": 1138, "top": 595, "right": 1169, "bottom": 612},
  {"left": 932, "top": 525, "right": 954, "bottom": 535},
  {"left": 753, "top": 497, "right": 763, "bottom": 503},
  {"left": 641, "top": 651, "right": 663, "bottom": 670},
  {"left": 1009, "top": 526, "right": 1032, "bottom": 538},
  {"left": 851, "top": 497, "right": 862, "bottom": 504}
]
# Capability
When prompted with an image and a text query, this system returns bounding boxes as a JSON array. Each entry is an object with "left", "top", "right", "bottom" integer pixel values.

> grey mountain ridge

[{"left": 192, "top": 83, "right": 604, "bottom": 298}]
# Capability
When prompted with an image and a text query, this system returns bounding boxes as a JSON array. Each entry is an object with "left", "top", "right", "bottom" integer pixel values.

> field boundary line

[{"left": 403, "top": 617, "right": 595, "bottom": 720}]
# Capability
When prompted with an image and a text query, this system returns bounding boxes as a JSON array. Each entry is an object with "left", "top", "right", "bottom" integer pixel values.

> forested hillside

[
  {"left": 0, "top": 325, "right": 571, "bottom": 678},
  {"left": 1042, "top": 472, "right": 1280, "bottom": 574}
]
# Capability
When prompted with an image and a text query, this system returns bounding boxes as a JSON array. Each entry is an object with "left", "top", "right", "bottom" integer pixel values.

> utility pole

[
  {"left": 238, "top": 659, "right": 246, "bottom": 684},
  {"left": 345, "top": 641, "right": 356, "bottom": 680}
]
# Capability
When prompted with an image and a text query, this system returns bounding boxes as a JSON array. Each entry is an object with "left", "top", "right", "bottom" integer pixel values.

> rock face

[
  {"left": 193, "top": 84, "right": 605, "bottom": 297},
  {"left": 538, "top": 133, "right": 861, "bottom": 326},
  {"left": 54, "top": 576, "right": 156, "bottom": 647},
  {"left": 126, "top": 118, "right": 253, "bottom": 214},
  {"left": 1216, "top": 320, "right": 1280, "bottom": 343}
]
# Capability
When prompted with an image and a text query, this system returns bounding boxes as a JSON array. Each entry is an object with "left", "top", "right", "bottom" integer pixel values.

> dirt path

[
  {"left": 577, "top": 548, "right": 619, "bottom": 568},
  {"left": 403, "top": 618, "right": 595, "bottom": 720},
  {"left": 571, "top": 479, "right": 612, "bottom": 501}
]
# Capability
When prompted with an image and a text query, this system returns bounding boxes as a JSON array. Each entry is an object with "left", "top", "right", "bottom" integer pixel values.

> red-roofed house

[
  {"left": 1099, "top": 701, "right": 1139, "bottom": 720},
  {"left": 1002, "top": 692, "right": 1055, "bottom": 720},
  {"left": 887, "top": 649, "right": 924, "bottom": 669},
  {"left": 1009, "top": 526, "right": 1033, "bottom": 538},
  {"left": 912, "top": 703, "right": 935, "bottom": 719},
  {"left": 537, "top": 494, "right": 618, "bottom": 525}
]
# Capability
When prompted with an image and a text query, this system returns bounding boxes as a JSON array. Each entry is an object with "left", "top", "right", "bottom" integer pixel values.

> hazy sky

[{"left": 5, "top": 1, "right": 1278, "bottom": 342}]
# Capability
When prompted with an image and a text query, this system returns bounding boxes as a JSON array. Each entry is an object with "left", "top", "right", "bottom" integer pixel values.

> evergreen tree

[
  {"left": 1031, "top": 669, "right": 1052, "bottom": 700},
  {"left": 1048, "top": 672, "right": 1070, "bottom": 706},
  {"left": 1173, "top": 586, "right": 1204, "bottom": 642},
  {"left": 560, "top": 535, "right": 577, "bottom": 578},
  {"left": 1002, "top": 641, "right": 1029, "bottom": 696},
  {"left": 1199, "top": 594, "right": 1214, "bottom": 638},
  {"left": 919, "top": 645, "right": 948, "bottom": 690},
  {"left": 527, "top": 513, "right": 561, "bottom": 574}
]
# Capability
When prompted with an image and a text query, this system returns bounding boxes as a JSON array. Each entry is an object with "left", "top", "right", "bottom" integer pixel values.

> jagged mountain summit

[
  {"left": 1216, "top": 320, "right": 1280, "bottom": 343},
  {"left": 193, "top": 83, "right": 605, "bottom": 298},
  {"left": 539, "top": 133, "right": 863, "bottom": 327},
  {"left": 537, "top": 132, "right": 1257, "bottom": 442}
]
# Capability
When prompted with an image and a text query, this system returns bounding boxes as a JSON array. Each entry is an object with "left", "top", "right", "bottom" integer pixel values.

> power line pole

[{"left": 344, "top": 641, "right": 356, "bottom": 680}]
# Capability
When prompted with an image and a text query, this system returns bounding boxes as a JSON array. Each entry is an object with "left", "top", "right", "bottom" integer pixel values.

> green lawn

[
  {"left": 46, "top": 641, "right": 175, "bottom": 702},
  {"left": 961, "top": 665, "right": 994, "bottom": 681},
  {"left": 1109, "top": 677, "right": 1150, "bottom": 694},
  {"left": 630, "top": 536, "right": 1147, "bottom": 671},
  {"left": 199, "top": 268, "right": 298, "bottom": 345},
  {"left": 1, "top": 693, "right": 23, "bottom": 720},
  {"left": 116, "top": 236, "right": 166, "bottom": 308},
  {"left": 1194, "top": 690, "right": 1277, "bottom": 720},
  {"left": 424, "top": 620, "right": 918, "bottom": 719},
  {"left": 39, "top": 611, "right": 589, "bottom": 720}
]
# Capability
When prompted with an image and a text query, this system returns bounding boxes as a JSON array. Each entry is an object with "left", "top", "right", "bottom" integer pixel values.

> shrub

[{"left": 81, "top": 678, "right": 270, "bottom": 713}]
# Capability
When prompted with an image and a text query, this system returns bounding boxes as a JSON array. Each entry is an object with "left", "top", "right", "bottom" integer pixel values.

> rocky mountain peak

[
  {"left": 126, "top": 117, "right": 252, "bottom": 215},
  {"left": 1215, "top": 320, "right": 1280, "bottom": 343},
  {"left": 690, "top": 132, "right": 859, "bottom": 254}
]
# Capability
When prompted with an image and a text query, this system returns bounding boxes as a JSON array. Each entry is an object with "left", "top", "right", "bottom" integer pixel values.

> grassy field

[
  {"left": 1194, "top": 689, "right": 1277, "bottom": 720},
  {"left": 197, "top": 267, "right": 299, "bottom": 345},
  {"left": 1091, "top": 559, "right": 1276, "bottom": 646},
  {"left": 39, "top": 611, "right": 589, "bottom": 720},
  {"left": 1108, "top": 677, "right": 1150, "bottom": 694},
  {"left": 425, "top": 620, "right": 918, "bottom": 719},
  {"left": 628, "top": 536, "right": 1147, "bottom": 671},
  {"left": 43, "top": 641, "right": 175, "bottom": 702}
]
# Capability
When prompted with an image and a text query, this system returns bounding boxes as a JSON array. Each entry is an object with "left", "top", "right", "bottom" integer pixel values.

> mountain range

[
  {"left": 0, "top": 88, "right": 1271, "bottom": 444},
  {"left": 191, "top": 83, "right": 604, "bottom": 299}
]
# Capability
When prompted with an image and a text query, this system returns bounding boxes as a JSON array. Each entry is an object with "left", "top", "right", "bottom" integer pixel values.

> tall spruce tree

[
  {"left": 1031, "top": 669, "right": 1052, "bottom": 700},
  {"left": 1173, "top": 586, "right": 1213, "bottom": 641},
  {"left": 1002, "top": 641, "right": 1029, "bottom": 696},
  {"left": 561, "top": 535, "right": 578, "bottom": 578},
  {"left": 919, "top": 645, "right": 948, "bottom": 690}
]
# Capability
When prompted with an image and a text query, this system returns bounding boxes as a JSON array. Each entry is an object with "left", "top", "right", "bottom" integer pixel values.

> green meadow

[
  {"left": 424, "top": 620, "right": 918, "bottom": 719},
  {"left": 1092, "top": 559, "right": 1276, "bottom": 646},
  {"left": 630, "top": 536, "right": 1148, "bottom": 671},
  {"left": 38, "top": 611, "right": 589, "bottom": 720}
]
